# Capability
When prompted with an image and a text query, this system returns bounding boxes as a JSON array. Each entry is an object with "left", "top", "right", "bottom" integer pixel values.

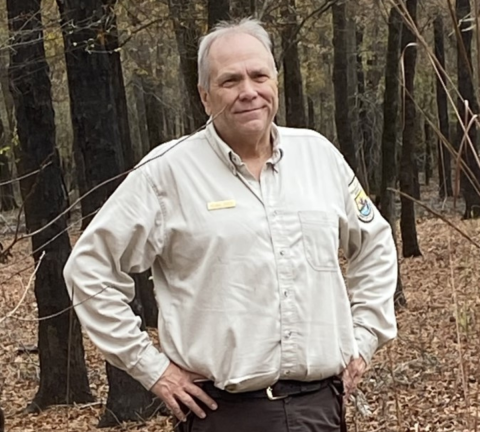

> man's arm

[
  {"left": 64, "top": 168, "right": 170, "bottom": 389},
  {"left": 337, "top": 158, "right": 398, "bottom": 364}
]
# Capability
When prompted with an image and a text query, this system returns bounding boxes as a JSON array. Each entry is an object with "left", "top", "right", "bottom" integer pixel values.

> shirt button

[
  {"left": 285, "top": 331, "right": 292, "bottom": 339},
  {"left": 285, "top": 370, "right": 291, "bottom": 376},
  {"left": 283, "top": 290, "right": 289, "bottom": 298},
  {"left": 280, "top": 250, "right": 286, "bottom": 256}
]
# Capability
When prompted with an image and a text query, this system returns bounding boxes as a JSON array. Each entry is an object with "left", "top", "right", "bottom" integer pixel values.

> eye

[{"left": 254, "top": 74, "right": 269, "bottom": 82}]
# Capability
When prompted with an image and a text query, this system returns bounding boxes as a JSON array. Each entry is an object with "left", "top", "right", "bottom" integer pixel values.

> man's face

[{"left": 198, "top": 33, "right": 279, "bottom": 141}]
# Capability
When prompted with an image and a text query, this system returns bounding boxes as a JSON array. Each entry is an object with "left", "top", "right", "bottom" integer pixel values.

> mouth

[{"left": 235, "top": 107, "right": 264, "bottom": 114}]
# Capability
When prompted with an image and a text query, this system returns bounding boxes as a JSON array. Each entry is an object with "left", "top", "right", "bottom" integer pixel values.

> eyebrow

[{"left": 217, "top": 72, "right": 242, "bottom": 83}]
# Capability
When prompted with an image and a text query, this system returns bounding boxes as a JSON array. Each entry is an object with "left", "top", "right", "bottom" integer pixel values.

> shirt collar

[{"left": 205, "top": 120, "right": 283, "bottom": 175}]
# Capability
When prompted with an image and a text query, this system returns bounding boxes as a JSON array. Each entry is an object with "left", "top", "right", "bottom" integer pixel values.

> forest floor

[{"left": 1, "top": 181, "right": 480, "bottom": 431}]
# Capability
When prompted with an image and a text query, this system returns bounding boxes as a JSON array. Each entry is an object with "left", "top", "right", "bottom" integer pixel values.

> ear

[{"left": 198, "top": 84, "right": 211, "bottom": 116}]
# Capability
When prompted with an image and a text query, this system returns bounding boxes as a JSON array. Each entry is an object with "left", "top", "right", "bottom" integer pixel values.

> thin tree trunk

[
  {"left": 456, "top": 0, "right": 480, "bottom": 218},
  {"left": 425, "top": 120, "right": 432, "bottom": 186},
  {"left": 169, "top": 0, "right": 207, "bottom": 130},
  {"left": 307, "top": 96, "right": 315, "bottom": 130},
  {"left": 281, "top": 0, "right": 306, "bottom": 128},
  {"left": 399, "top": 0, "right": 421, "bottom": 258},
  {"left": 357, "top": 27, "right": 376, "bottom": 194},
  {"left": 434, "top": 16, "right": 453, "bottom": 198},
  {"left": 332, "top": 2, "right": 358, "bottom": 173},
  {"left": 380, "top": 4, "right": 405, "bottom": 307},
  {"left": 7, "top": 0, "right": 93, "bottom": 410}
]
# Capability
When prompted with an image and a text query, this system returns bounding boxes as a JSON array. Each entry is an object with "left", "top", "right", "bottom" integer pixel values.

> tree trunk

[
  {"left": 380, "top": 4, "right": 406, "bottom": 307},
  {"left": 433, "top": 16, "right": 453, "bottom": 198},
  {"left": 399, "top": 0, "right": 421, "bottom": 258},
  {"left": 7, "top": 0, "right": 93, "bottom": 411},
  {"left": 332, "top": 2, "right": 358, "bottom": 172},
  {"left": 425, "top": 120, "right": 432, "bottom": 186},
  {"left": 56, "top": 0, "right": 125, "bottom": 228},
  {"left": 103, "top": 2, "right": 134, "bottom": 170},
  {"left": 169, "top": 0, "right": 207, "bottom": 130},
  {"left": 281, "top": 0, "right": 307, "bottom": 128},
  {"left": 456, "top": 0, "right": 480, "bottom": 218},
  {"left": 307, "top": 96, "right": 315, "bottom": 130},
  {"left": 56, "top": 0, "right": 160, "bottom": 425},
  {"left": 208, "top": 0, "right": 230, "bottom": 30},
  {"left": 142, "top": 76, "right": 165, "bottom": 150},
  {"left": 134, "top": 271, "right": 158, "bottom": 328},
  {"left": 357, "top": 27, "right": 375, "bottom": 194}
]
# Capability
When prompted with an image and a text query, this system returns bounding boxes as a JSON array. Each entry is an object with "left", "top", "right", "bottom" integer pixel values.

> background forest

[{"left": 1, "top": 0, "right": 480, "bottom": 430}]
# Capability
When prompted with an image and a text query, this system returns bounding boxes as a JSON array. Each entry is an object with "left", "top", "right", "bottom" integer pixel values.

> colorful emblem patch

[{"left": 348, "top": 177, "right": 374, "bottom": 223}]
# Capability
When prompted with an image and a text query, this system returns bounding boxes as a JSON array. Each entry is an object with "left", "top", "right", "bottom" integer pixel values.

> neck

[{"left": 215, "top": 125, "right": 273, "bottom": 162}]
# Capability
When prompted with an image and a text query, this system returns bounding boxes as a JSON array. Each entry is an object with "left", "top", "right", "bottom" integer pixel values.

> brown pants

[{"left": 176, "top": 379, "right": 345, "bottom": 432}]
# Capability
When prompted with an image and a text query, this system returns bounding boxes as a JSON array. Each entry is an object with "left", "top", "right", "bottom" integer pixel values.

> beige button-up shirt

[{"left": 64, "top": 122, "right": 397, "bottom": 393}]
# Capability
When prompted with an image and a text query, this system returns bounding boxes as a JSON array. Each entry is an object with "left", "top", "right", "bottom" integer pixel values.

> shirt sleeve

[
  {"left": 337, "top": 157, "right": 398, "bottom": 364},
  {"left": 63, "top": 167, "right": 170, "bottom": 390}
]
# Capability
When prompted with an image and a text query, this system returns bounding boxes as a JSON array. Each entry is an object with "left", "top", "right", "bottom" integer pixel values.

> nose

[{"left": 239, "top": 78, "right": 258, "bottom": 101}]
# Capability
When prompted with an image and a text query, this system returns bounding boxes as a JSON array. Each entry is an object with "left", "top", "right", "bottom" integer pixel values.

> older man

[{"left": 64, "top": 18, "right": 397, "bottom": 432}]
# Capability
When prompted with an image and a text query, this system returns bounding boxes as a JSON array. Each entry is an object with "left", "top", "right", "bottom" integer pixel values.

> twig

[{"left": 0, "top": 251, "right": 44, "bottom": 325}]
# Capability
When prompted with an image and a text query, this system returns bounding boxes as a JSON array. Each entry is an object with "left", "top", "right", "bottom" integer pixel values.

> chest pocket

[{"left": 299, "top": 211, "right": 339, "bottom": 271}]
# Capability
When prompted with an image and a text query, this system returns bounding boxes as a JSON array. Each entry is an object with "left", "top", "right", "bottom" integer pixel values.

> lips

[{"left": 235, "top": 107, "right": 263, "bottom": 114}]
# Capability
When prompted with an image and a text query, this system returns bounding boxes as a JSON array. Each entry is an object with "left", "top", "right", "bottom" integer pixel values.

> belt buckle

[{"left": 266, "top": 386, "right": 288, "bottom": 401}]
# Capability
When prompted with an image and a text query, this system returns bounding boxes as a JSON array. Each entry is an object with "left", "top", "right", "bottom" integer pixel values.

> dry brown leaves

[{"left": 1, "top": 187, "right": 480, "bottom": 431}]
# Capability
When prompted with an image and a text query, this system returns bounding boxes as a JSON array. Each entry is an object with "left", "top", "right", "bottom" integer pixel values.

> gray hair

[{"left": 197, "top": 18, "right": 277, "bottom": 91}]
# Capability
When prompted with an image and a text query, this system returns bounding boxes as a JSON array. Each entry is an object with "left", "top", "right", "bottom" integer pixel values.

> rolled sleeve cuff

[
  {"left": 129, "top": 344, "right": 171, "bottom": 390},
  {"left": 354, "top": 326, "right": 378, "bottom": 365}
]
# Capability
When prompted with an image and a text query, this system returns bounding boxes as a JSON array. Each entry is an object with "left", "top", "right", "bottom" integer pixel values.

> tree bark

[
  {"left": 7, "top": 0, "right": 93, "bottom": 410},
  {"left": 455, "top": 0, "right": 480, "bottom": 218},
  {"left": 56, "top": 0, "right": 126, "bottom": 228},
  {"left": 332, "top": 2, "right": 358, "bottom": 172},
  {"left": 142, "top": 76, "right": 165, "bottom": 150},
  {"left": 281, "top": 0, "right": 307, "bottom": 128},
  {"left": 169, "top": 0, "right": 207, "bottom": 130},
  {"left": 208, "top": 0, "right": 230, "bottom": 30},
  {"left": 433, "top": 16, "right": 453, "bottom": 198},
  {"left": 307, "top": 96, "right": 315, "bottom": 130},
  {"left": 380, "top": 4, "right": 406, "bottom": 307},
  {"left": 399, "top": 0, "right": 421, "bottom": 258}
]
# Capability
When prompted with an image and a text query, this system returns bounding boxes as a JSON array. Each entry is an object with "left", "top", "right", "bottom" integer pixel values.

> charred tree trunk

[
  {"left": 56, "top": 0, "right": 125, "bottom": 228},
  {"left": 208, "top": 0, "right": 230, "bottom": 30},
  {"left": 332, "top": 2, "right": 358, "bottom": 173},
  {"left": 380, "top": 4, "right": 405, "bottom": 307},
  {"left": 434, "top": 16, "right": 453, "bottom": 198},
  {"left": 56, "top": 0, "right": 160, "bottom": 426},
  {"left": 169, "top": 0, "right": 207, "bottom": 129},
  {"left": 7, "top": 0, "right": 93, "bottom": 410},
  {"left": 456, "top": 0, "right": 480, "bottom": 218},
  {"left": 281, "top": 0, "right": 307, "bottom": 128},
  {"left": 399, "top": 0, "right": 421, "bottom": 258}
]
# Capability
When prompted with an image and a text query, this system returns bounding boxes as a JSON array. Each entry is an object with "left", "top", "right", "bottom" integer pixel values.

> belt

[{"left": 202, "top": 377, "right": 335, "bottom": 401}]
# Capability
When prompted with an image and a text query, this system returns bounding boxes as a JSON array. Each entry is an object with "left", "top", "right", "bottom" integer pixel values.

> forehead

[{"left": 208, "top": 33, "right": 273, "bottom": 74}]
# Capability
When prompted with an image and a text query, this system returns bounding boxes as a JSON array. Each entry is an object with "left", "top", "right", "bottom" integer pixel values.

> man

[{"left": 64, "top": 18, "right": 397, "bottom": 432}]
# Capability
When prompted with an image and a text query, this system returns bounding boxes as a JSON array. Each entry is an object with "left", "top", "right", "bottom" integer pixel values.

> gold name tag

[{"left": 207, "top": 200, "right": 236, "bottom": 211}]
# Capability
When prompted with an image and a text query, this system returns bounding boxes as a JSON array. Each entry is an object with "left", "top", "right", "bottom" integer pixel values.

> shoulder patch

[{"left": 348, "top": 177, "right": 374, "bottom": 223}]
